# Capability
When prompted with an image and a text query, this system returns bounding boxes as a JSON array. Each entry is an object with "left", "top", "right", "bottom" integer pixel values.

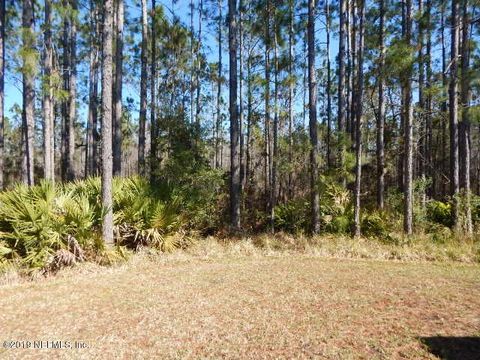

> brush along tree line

[{"left": 0, "top": 0, "right": 478, "bottom": 268}]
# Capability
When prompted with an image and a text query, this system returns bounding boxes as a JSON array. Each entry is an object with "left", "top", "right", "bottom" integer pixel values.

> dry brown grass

[{"left": 0, "top": 239, "right": 479, "bottom": 359}]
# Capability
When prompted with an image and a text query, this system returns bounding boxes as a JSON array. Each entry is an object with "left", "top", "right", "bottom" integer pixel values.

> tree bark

[
  {"left": 353, "top": 0, "right": 365, "bottom": 237},
  {"left": 138, "top": 0, "right": 148, "bottom": 176},
  {"left": 376, "top": 0, "right": 385, "bottom": 209},
  {"left": 325, "top": 0, "right": 332, "bottom": 169},
  {"left": 425, "top": 0, "right": 433, "bottom": 198},
  {"left": 22, "top": 0, "right": 35, "bottom": 186},
  {"left": 102, "top": 0, "right": 114, "bottom": 245},
  {"left": 229, "top": 0, "right": 240, "bottom": 230},
  {"left": 264, "top": 0, "right": 271, "bottom": 203},
  {"left": 308, "top": 0, "right": 320, "bottom": 234},
  {"left": 287, "top": 0, "right": 294, "bottom": 199},
  {"left": 418, "top": 0, "right": 426, "bottom": 206},
  {"left": 150, "top": 0, "right": 157, "bottom": 180},
  {"left": 449, "top": 0, "right": 460, "bottom": 231},
  {"left": 113, "top": 0, "right": 124, "bottom": 176},
  {"left": 86, "top": 0, "right": 99, "bottom": 178},
  {"left": 43, "top": 0, "right": 54, "bottom": 182},
  {"left": 338, "top": 0, "right": 347, "bottom": 184},
  {"left": 215, "top": 0, "right": 222, "bottom": 169},
  {"left": 270, "top": 15, "right": 278, "bottom": 231},
  {"left": 195, "top": 0, "right": 203, "bottom": 133},
  {"left": 403, "top": 0, "right": 414, "bottom": 235},
  {"left": 460, "top": 0, "right": 472, "bottom": 234}
]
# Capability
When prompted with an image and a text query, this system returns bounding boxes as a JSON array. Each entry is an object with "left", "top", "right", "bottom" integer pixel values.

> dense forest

[{"left": 0, "top": 0, "right": 479, "bottom": 259}]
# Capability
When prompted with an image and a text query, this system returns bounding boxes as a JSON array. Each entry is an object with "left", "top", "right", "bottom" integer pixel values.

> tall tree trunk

[
  {"left": 325, "top": 0, "right": 332, "bottom": 169},
  {"left": 460, "top": 0, "right": 472, "bottom": 234},
  {"left": 239, "top": 0, "right": 245, "bottom": 192},
  {"left": 270, "top": 16, "right": 278, "bottom": 231},
  {"left": 246, "top": 44, "right": 253, "bottom": 196},
  {"left": 113, "top": 0, "right": 124, "bottom": 176},
  {"left": 449, "top": 0, "right": 460, "bottom": 231},
  {"left": 417, "top": 0, "right": 427, "bottom": 208},
  {"left": 102, "top": 0, "right": 114, "bottom": 245},
  {"left": 403, "top": 0, "right": 413, "bottom": 235},
  {"left": 215, "top": 0, "right": 222, "bottom": 169},
  {"left": 348, "top": 0, "right": 357, "bottom": 144},
  {"left": 86, "top": 0, "right": 99, "bottom": 178},
  {"left": 62, "top": 0, "right": 76, "bottom": 181},
  {"left": 69, "top": 0, "right": 77, "bottom": 180},
  {"left": 190, "top": 0, "right": 194, "bottom": 125},
  {"left": 308, "top": 0, "right": 320, "bottom": 234},
  {"left": 22, "top": 0, "right": 35, "bottom": 186},
  {"left": 441, "top": 2, "right": 448, "bottom": 197},
  {"left": 0, "top": 0, "right": 4, "bottom": 188},
  {"left": 418, "top": 0, "right": 426, "bottom": 206},
  {"left": 353, "top": 0, "right": 365, "bottom": 237},
  {"left": 264, "top": 1, "right": 271, "bottom": 203},
  {"left": 338, "top": 0, "right": 347, "bottom": 184},
  {"left": 43, "top": 0, "right": 54, "bottom": 182},
  {"left": 287, "top": 0, "right": 294, "bottom": 199},
  {"left": 229, "top": 0, "right": 240, "bottom": 230},
  {"left": 150, "top": 0, "right": 157, "bottom": 180},
  {"left": 195, "top": 0, "right": 203, "bottom": 133},
  {"left": 138, "top": 0, "right": 148, "bottom": 175},
  {"left": 376, "top": 0, "right": 385, "bottom": 209},
  {"left": 425, "top": 0, "right": 433, "bottom": 198}
]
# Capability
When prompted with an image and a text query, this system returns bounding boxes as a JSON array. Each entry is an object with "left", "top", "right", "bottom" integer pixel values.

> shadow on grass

[{"left": 420, "top": 336, "right": 480, "bottom": 360}]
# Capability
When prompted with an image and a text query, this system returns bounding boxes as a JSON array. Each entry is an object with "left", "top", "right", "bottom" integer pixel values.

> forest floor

[{"left": 1, "top": 241, "right": 479, "bottom": 359}]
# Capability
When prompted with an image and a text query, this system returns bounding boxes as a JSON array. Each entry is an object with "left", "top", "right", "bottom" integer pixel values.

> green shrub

[
  {"left": 426, "top": 200, "right": 453, "bottom": 227},
  {"left": 0, "top": 177, "right": 188, "bottom": 270},
  {"left": 324, "top": 214, "right": 351, "bottom": 234},
  {"left": 361, "top": 212, "right": 390, "bottom": 239},
  {"left": 274, "top": 199, "right": 310, "bottom": 233}
]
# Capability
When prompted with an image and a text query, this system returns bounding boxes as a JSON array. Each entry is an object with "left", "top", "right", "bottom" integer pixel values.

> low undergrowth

[{"left": 0, "top": 176, "right": 479, "bottom": 279}]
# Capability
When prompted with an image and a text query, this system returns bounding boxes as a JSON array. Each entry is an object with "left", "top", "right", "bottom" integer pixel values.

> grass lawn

[{"left": 0, "top": 251, "right": 479, "bottom": 359}]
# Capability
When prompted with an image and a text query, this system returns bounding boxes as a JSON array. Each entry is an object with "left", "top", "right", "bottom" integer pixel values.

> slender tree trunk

[
  {"left": 270, "top": 17, "right": 278, "bottom": 231},
  {"left": 62, "top": 0, "right": 76, "bottom": 181},
  {"left": 325, "top": 0, "right": 332, "bottom": 169},
  {"left": 22, "top": 0, "right": 35, "bottom": 186},
  {"left": 239, "top": 0, "right": 245, "bottom": 192},
  {"left": 418, "top": 0, "right": 426, "bottom": 206},
  {"left": 150, "top": 0, "right": 157, "bottom": 180},
  {"left": 43, "top": 0, "right": 54, "bottom": 182},
  {"left": 229, "top": 0, "right": 240, "bottom": 230},
  {"left": 86, "top": 0, "right": 99, "bottom": 178},
  {"left": 425, "top": 0, "right": 433, "bottom": 197},
  {"left": 441, "top": 3, "right": 448, "bottom": 197},
  {"left": 449, "top": 0, "right": 460, "bottom": 231},
  {"left": 113, "top": 0, "right": 124, "bottom": 176},
  {"left": 0, "top": 0, "right": 4, "bottom": 188},
  {"left": 460, "top": 0, "right": 472, "bottom": 234},
  {"left": 353, "top": 0, "right": 365, "bottom": 237},
  {"left": 287, "top": 0, "right": 294, "bottom": 199},
  {"left": 403, "top": 0, "right": 413, "bottom": 235},
  {"left": 69, "top": 0, "right": 77, "bottom": 180},
  {"left": 338, "top": 0, "right": 347, "bottom": 183},
  {"left": 348, "top": 0, "right": 357, "bottom": 144},
  {"left": 215, "top": 0, "right": 222, "bottom": 169},
  {"left": 264, "top": 1, "right": 271, "bottom": 202},
  {"left": 246, "top": 45, "right": 253, "bottom": 195},
  {"left": 102, "top": 0, "right": 114, "bottom": 245},
  {"left": 195, "top": 0, "right": 203, "bottom": 133},
  {"left": 138, "top": 0, "right": 148, "bottom": 175},
  {"left": 376, "top": 0, "right": 385, "bottom": 209},
  {"left": 190, "top": 0, "right": 194, "bottom": 125},
  {"left": 308, "top": 0, "right": 320, "bottom": 234}
]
